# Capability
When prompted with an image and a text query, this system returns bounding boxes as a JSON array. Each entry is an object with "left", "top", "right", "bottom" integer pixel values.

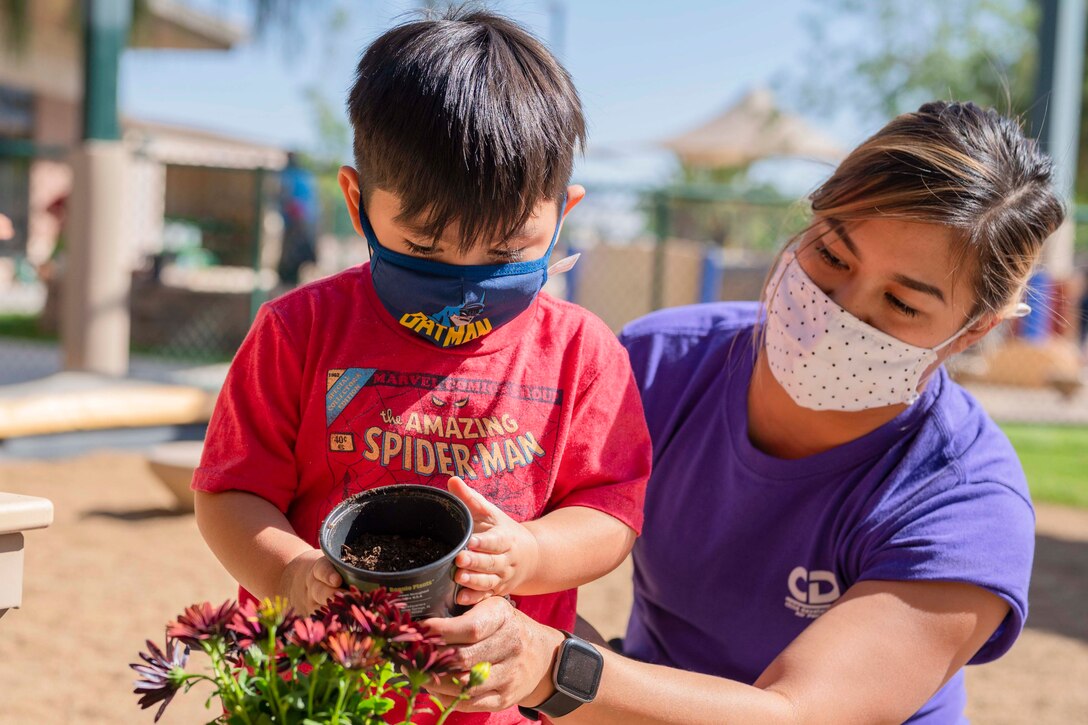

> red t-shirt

[{"left": 193, "top": 263, "right": 650, "bottom": 724}]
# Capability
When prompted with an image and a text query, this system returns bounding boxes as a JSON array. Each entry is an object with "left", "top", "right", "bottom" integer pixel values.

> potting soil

[{"left": 341, "top": 533, "right": 448, "bottom": 572}]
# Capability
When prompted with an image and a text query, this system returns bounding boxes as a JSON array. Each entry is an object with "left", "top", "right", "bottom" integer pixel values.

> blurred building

[{"left": 0, "top": 0, "right": 284, "bottom": 276}]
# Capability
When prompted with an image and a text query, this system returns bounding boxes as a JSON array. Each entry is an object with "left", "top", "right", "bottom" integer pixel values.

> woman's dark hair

[
  {"left": 801, "top": 101, "right": 1065, "bottom": 317},
  {"left": 347, "top": 6, "right": 585, "bottom": 251}
]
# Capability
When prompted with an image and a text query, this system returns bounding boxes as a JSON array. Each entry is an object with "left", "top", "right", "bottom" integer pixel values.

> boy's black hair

[{"left": 347, "top": 6, "right": 586, "bottom": 251}]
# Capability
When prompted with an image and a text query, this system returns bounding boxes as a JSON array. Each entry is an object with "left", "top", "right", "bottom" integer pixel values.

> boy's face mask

[{"left": 360, "top": 197, "right": 575, "bottom": 348}]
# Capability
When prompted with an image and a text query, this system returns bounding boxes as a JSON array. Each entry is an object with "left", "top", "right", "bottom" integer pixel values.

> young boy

[{"left": 193, "top": 9, "right": 650, "bottom": 722}]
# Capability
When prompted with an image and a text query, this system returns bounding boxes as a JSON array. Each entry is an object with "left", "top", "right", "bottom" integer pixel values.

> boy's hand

[
  {"left": 448, "top": 476, "right": 540, "bottom": 607},
  {"left": 280, "top": 549, "right": 342, "bottom": 615}
]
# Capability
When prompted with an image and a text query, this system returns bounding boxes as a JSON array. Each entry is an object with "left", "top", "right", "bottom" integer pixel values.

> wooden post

[{"left": 62, "top": 0, "right": 132, "bottom": 375}]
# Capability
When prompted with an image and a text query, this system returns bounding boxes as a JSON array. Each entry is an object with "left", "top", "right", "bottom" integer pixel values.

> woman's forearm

[
  {"left": 193, "top": 490, "right": 312, "bottom": 599},
  {"left": 425, "top": 597, "right": 796, "bottom": 723},
  {"left": 548, "top": 648, "right": 795, "bottom": 725},
  {"left": 548, "top": 580, "right": 1010, "bottom": 724}
]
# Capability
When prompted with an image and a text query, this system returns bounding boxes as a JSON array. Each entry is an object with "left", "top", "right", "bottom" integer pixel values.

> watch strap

[
  {"left": 518, "top": 630, "right": 600, "bottom": 721},
  {"left": 528, "top": 686, "right": 586, "bottom": 719}
]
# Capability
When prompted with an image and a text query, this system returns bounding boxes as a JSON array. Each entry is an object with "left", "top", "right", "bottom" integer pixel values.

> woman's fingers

[
  {"left": 429, "top": 691, "right": 458, "bottom": 709},
  {"left": 457, "top": 588, "right": 493, "bottom": 607},
  {"left": 425, "top": 601, "right": 562, "bottom": 714},
  {"left": 422, "top": 595, "right": 513, "bottom": 645}
]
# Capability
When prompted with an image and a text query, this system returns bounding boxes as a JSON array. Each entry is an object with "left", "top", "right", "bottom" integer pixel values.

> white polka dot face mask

[{"left": 763, "top": 251, "right": 973, "bottom": 411}]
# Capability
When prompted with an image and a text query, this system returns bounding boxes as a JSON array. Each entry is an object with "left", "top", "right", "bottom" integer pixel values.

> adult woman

[{"left": 426, "top": 101, "right": 1064, "bottom": 724}]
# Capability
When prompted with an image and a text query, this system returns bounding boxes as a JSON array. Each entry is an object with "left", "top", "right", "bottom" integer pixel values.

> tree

[
  {"left": 786, "top": 0, "right": 1088, "bottom": 204},
  {"left": 788, "top": 0, "right": 1039, "bottom": 125}
]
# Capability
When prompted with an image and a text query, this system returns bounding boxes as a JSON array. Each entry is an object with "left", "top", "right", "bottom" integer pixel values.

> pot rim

[{"left": 318, "top": 484, "right": 473, "bottom": 581}]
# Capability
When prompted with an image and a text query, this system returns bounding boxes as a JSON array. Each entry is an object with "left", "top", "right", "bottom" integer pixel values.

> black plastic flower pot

[{"left": 319, "top": 484, "right": 473, "bottom": 619}]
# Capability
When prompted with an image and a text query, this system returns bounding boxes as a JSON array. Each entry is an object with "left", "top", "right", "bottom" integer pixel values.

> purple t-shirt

[{"left": 619, "top": 302, "right": 1034, "bottom": 724}]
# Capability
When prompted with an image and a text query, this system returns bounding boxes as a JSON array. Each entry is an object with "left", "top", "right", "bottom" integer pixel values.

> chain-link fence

[
  {"left": 560, "top": 186, "right": 1088, "bottom": 427},
  {"left": 3, "top": 177, "right": 1088, "bottom": 425}
]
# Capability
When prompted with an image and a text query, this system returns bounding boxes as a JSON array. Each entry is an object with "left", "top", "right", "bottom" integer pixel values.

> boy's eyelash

[
  {"left": 491, "top": 247, "right": 525, "bottom": 261},
  {"left": 403, "top": 240, "right": 439, "bottom": 255},
  {"left": 885, "top": 293, "right": 919, "bottom": 318},
  {"left": 816, "top": 244, "right": 848, "bottom": 270},
  {"left": 403, "top": 240, "right": 525, "bottom": 260}
]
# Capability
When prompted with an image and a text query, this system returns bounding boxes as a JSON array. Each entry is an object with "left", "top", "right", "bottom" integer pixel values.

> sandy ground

[{"left": 0, "top": 453, "right": 1085, "bottom": 724}]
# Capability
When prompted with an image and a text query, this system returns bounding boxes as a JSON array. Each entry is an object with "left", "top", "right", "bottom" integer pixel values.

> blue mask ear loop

[
  {"left": 358, "top": 196, "right": 381, "bottom": 261},
  {"left": 541, "top": 192, "right": 568, "bottom": 284}
]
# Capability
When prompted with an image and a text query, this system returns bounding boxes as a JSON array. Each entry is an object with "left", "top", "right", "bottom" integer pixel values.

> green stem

[
  {"left": 307, "top": 660, "right": 319, "bottom": 715},
  {"left": 208, "top": 643, "right": 253, "bottom": 725},
  {"left": 263, "top": 629, "right": 289, "bottom": 723},
  {"left": 320, "top": 667, "right": 338, "bottom": 708},
  {"left": 179, "top": 672, "right": 219, "bottom": 689},
  {"left": 330, "top": 677, "right": 348, "bottom": 724},
  {"left": 402, "top": 682, "right": 422, "bottom": 724},
  {"left": 433, "top": 692, "right": 470, "bottom": 725},
  {"left": 373, "top": 665, "right": 390, "bottom": 702}
]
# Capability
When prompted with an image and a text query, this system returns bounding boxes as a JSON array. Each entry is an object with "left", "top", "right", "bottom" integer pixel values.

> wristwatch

[{"left": 518, "top": 631, "right": 603, "bottom": 721}]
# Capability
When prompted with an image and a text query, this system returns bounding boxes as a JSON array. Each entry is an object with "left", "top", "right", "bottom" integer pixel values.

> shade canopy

[{"left": 662, "top": 88, "right": 844, "bottom": 168}]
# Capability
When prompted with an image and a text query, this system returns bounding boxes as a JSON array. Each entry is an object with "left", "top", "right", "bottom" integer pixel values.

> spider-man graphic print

[{"left": 323, "top": 367, "right": 564, "bottom": 521}]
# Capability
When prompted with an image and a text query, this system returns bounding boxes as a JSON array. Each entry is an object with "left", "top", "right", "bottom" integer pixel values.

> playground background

[{"left": 1, "top": 1, "right": 1087, "bottom": 723}]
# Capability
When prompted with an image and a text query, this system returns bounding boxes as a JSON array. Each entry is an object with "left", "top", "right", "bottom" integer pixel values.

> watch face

[{"left": 557, "top": 640, "right": 602, "bottom": 702}]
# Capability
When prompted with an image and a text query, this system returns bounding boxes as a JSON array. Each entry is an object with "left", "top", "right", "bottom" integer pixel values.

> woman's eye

[
  {"left": 404, "top": 240, "right": 439, "bottom": 255},
  {"left": 816, "top": 244, "right": 849, "bottom": 270},
  {"left": 885, "top": 293, "right": 919, "bottom": 318}
]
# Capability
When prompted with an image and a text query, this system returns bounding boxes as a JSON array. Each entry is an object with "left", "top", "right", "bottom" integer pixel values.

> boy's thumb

[{"left": 447, "top": 476, "right": 497, "bottom": 522}]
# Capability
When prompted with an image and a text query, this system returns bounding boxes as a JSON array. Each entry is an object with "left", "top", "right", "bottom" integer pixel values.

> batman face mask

[{"left": 361, "top": 197, "right": 565, "bottom": 348}]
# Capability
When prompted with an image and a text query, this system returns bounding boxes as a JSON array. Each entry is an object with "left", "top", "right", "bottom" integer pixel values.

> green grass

[
  {"left": 1001, "top": 424, "right": 1088, "bottom": 509},
  {"left": 0, "top": 313, "right": 55, "bottom": 341}
]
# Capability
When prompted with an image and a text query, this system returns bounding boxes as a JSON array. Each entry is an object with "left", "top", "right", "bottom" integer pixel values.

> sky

[{"left": 119, "top": 0, "right": 856, "bottom": 189}]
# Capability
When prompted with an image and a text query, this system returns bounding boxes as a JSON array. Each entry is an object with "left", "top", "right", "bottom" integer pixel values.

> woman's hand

[{"left": 423, "top": 596, "right": 564, "bottom": 712}]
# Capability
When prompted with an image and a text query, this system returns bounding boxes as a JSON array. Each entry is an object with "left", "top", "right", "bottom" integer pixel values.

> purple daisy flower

[{"left": 130, "top": 638, "right": 189, "bottom": 722}]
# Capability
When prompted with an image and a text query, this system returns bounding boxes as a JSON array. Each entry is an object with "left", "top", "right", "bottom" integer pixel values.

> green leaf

[
  {"left": 247, "top": 645, "right": 269, "bottom": 664},
  {"left": 354, "top": 695, "right": 396, "bottom": 716}
]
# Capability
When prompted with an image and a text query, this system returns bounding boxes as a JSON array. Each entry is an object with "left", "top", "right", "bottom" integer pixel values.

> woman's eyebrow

[
  {"left": 892, "top": 273, "right": 947, "bottom": 304},
  {"left": 828, "top": 220, "right": 861, "bottom": 258},
  {"left": 828, "top": 220, "right": 947, "bottom": 304}
]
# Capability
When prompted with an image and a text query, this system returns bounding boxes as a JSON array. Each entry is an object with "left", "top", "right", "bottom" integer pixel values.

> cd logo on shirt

[{"left": 784, "top": 566, "right": 841, "bottom": 619}]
